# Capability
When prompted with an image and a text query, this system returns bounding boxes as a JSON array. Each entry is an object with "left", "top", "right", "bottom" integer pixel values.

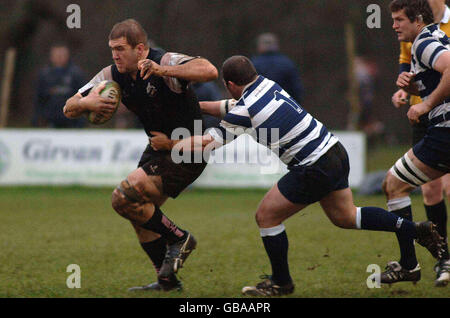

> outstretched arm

[
  {"left": 150, "top": 131, "right": 222, "bottom": 153},
  {"left": 138, "top": 57, "right": 218, "bottom": 82},
  {"left": 199, "top": 99, "right": 237, "bottom": 118}
]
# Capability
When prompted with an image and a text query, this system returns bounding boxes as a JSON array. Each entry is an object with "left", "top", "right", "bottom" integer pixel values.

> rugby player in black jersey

[{"left": 63, "top": 19, "right": 218, "bottom": 291}]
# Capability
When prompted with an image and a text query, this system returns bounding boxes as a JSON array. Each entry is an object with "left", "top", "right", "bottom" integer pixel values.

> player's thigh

[
  {"left": 406, "top": 148, "right": 445, "bottom": 180},
  {"left": 384, "top": 149, "right": 445, "bottom": 199},
  {"left": 319, "top": 187, "right": 356, "bottom": 229},
  {"left": 383, "top": 170, "right": 416, "bottom": 199},
  {"left": 256, "top": 184, "right": 308, "bottom": 227}
]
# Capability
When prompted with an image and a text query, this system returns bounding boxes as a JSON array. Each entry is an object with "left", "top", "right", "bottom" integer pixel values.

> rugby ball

[{"left": 87, "top": 80, "right": 121, "bottom": 125}]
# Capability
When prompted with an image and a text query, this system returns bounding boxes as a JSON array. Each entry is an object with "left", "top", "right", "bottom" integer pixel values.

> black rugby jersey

[{"left": 79, "top": 48, "right": 204, "bottom": 137}]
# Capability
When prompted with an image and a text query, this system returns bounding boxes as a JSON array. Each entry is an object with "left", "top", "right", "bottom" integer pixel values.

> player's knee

[
  {"left": 111, "top": 189, "right": 124, "bottom": 214},
  {"left": 111, "top": 188, "right": 128, "bottom": 217},
  {"left": 255, "top": 207, "right": 272, "bottom": 227},
  {"left": 382, "top": 172, "right": 400, "bottom": 198},
  {"left": 328, "top": 211, "right": 354, "bottom": 229},
  {"left": 111, "top": 179, "right": 143, "bottom": 217},
  {"left": 255, "top": 211, "right": 264, "bottom": 227}
]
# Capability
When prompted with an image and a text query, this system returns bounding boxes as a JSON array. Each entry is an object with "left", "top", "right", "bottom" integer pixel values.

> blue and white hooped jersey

[
  {"left": 209, "top": 76, "right": 338, "bottom": 167},
  {"left": 411, "top": 24, "right": 450, "bottom": 127}
]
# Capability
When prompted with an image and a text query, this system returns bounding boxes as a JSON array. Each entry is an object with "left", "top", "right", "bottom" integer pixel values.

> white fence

[{"left": 0, "top": 129, "right": 365, "bottom": 188}]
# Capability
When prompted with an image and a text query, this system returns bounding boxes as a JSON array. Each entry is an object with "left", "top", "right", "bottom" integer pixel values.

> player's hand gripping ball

[{"left": 87, "top": 80, "right": 121, "bottom": 125}]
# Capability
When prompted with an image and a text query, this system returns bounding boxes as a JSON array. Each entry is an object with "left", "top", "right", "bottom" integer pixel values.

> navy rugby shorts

[
  {"left": 413, "top": 126, "right": 450, "bottom": 173},
  {"left": 277, "top": 142, "right": 350, "bottom": 204},
  {"left": 138, "top": 144, "right": 207, "bottom": 198},
  {"left": 411, "top": 120, "right": 428, "bottom": 146}
]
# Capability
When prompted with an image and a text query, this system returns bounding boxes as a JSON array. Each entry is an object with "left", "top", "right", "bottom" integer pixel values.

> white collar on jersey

[
  {"left": 440, "top": 5, "right": 450, "bottom": 24},
  {"left": 241, "top": 76, "right": 260, "bottom": 97}
]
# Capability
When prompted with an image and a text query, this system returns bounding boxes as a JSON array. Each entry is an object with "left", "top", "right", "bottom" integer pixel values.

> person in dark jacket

[
  {"left": 251, "top": 33, "right": 303, "bottom": 104},
  {"left": 33, "top": 44, "right": 86, "bottom": 128},
  {"left": 192, "top": 81, "right": 223, "bottom": 129}
]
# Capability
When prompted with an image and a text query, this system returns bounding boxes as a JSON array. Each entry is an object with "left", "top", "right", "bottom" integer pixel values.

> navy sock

[
  {"left": 140, "top": 205, "right": 187, "bottom": 244},
  {"left": 425, "top": 200, "right": 449, "bottom": 259},
  {"left": 391, "top": 206, "right": 418, "bottom": 270},
  {"left": 261, "top": 230, "right": 292, "bottom": 286},
  {"left": 140, "top": 237, "right": 167, "bottom": 274},
  {"left": 359, "top": 206, "right": 418, "bottom": 269},
  {"left": 360, "top": 206, "right": 416, "bottom": 236}
]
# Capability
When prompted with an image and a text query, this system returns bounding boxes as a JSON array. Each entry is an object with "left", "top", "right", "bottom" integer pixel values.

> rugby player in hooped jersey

[
  {"left": 389, "top": 0, "right": 450, "bottom": 287},
  {"left": 150, "top": 55, "right": 445, "bottom": 296},
  {"left": 63, "top": 19, "right": 218, "bottom": 291},
  {"left": 379, "top": 0, "right": 450, "bottom": 285}
]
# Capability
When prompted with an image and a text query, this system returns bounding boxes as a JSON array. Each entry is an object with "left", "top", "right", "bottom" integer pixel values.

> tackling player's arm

[
  {"left": 138, "top": 57, "right": 218, "bottom": 82},
  {"left": 199, "top": 99, "right": 237, "bottom": 118},
  {"left": 150, "top": 104, "right": 246, "bottom": 151},
  {"left": 150, "top": 131, "right": 222, "bottom": 153},
  {"left": 407, "top": 51, "right": 450, "bottom": 122}
]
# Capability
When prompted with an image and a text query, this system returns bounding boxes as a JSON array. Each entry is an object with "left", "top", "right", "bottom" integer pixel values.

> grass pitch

[{"left": 0, "top": 186, "right": 448, "bottom": 298}]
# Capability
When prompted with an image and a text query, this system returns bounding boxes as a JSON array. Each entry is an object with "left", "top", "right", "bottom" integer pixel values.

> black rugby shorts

[
  {"left": 413, "top": 126, "right": 450, "bottom": 173},
  {"left": 277, "top": 142, "right": 350, "bottom": 204},
  {"left": 138, "top": 144, "right": 207, "bottom": 198}
]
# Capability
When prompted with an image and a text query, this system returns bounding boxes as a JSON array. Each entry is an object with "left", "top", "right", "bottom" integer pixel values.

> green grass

[
  {"left": 366, "top": 144, "right": 410, "bottom": 172},
  {"left": 0, "top": 186, "right": 448, "bottom": 298}
]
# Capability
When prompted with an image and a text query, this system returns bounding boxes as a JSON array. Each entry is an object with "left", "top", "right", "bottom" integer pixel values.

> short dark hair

[
  {"left": 222, "top": 55, "right": 258, "bottom": 86},
  {"left": 389, "top": 0, "right": 434, "bottom": 25},
  {"left": 109, "top": 19, "right": 149, "bottom": 48}
]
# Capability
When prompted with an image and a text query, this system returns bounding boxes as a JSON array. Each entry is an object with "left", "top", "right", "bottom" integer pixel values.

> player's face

[
  {"left": 392, "top": 9, "right": 419, "bottom": 42},
  {"left": 109, "top": 37, "right": 140, "bottom": 73}
]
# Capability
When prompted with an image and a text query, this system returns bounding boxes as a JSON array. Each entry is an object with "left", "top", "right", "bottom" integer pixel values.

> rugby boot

[
  {"left": 415, "top": 221, "right": 445, "bottom": 259},
  {"left": 158, "top": 232, "right": 197, "bottom": 279},
  {"left": 379, "top": 261, "right": 421, "bottom": 285},
  {"left": 128, "top": 274, "right": 182, "bottom": 292},
  {"left": 242, "top": 275, "right": 294, "bottom": 296},
  {"left": 434, "top": 259, "right": 450, "bottom": 287}
]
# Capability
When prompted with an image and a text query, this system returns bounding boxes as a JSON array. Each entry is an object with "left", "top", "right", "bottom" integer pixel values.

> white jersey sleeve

[
  {"left": 160, "top": 52, "right": 199, "bottom": 94},
  {"left": 208, "top": 104, "right": 252, "bottom": 145},
  {"left": 78, "top": 66, "right": 113, "bottom": 96}
]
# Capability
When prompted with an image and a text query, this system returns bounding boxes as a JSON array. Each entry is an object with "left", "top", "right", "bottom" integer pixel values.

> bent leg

[
  {"left": 319, "top": 188, "right": 357, "bottom": 229},
  {"left": 111, "top": 168, "right": 186, "bottom": 243},
  {"left": 255, "top": 184, "right": 308, "bottom": 228},
  {"left": 111, "top": 168, "right": 166, "bottom": 224},
  {"left": 254, "top": 184, "right": 308, "bottom": 287},
  {"left": 382, "top": 149, "right": 446, "bottom": 268}
]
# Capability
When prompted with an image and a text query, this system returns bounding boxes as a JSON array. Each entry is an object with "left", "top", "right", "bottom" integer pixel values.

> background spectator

[
  {"left": 192, "top": 81, "right": 223, "bottom": 130},
  {"left": 251, "top": 33, "right": 303, "bottom": 104},
  {"left": 32, "top": 44, "right": 86, "bottom": 128}
]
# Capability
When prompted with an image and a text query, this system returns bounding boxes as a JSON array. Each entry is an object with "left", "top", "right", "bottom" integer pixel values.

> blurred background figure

[
  {"left": 354, "top": 56, "right": 384, "bottom": 140},
  {"left": 32, "top": 44, "right": 86, "bottom": 128},
  {"left": 192, "top": 81, "right": 223, "bottom": 129},
  {"left": 251, "top": 33, "right": 303, "bottom": 104}
]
